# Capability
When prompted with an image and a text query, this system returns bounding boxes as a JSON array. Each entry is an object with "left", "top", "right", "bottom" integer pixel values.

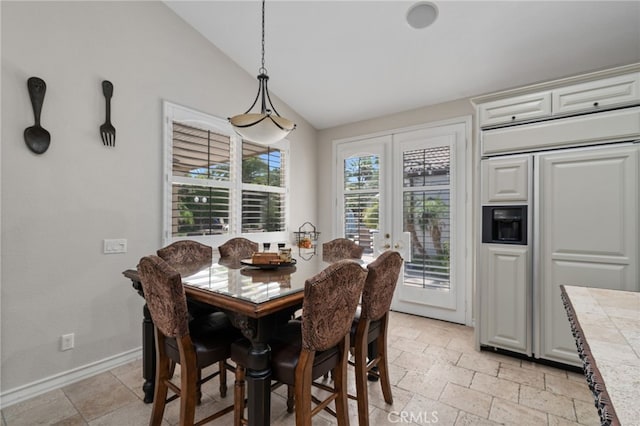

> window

[{"left": 163, "top": 102, "right": 289, "bottom": 245}]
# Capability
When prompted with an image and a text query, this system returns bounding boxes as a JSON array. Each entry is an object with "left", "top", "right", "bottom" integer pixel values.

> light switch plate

[{"left": 104, "top": 238, "right": 127, "bottom": 254}]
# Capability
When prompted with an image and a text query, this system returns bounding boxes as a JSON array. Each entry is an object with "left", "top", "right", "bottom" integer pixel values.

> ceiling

[{"left": 165, "top": 1, "right": 640, "bottom": 130}]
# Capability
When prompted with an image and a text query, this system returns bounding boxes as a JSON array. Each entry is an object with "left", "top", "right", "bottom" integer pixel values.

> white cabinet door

[
  {"left": 536, "top": 144, "right": 639, "bottom": 366},
  {"left": 481, "top": 156, "right": 530, "bottom": 203},
  {"left": 480, "top": 244, "right": 531, "bottom": 354},
  {"left": 553, "top": 72, "right": 640, "bottom": 115},
  {"left": 479, "top": 91, "right": 552, "bottom": 128}
]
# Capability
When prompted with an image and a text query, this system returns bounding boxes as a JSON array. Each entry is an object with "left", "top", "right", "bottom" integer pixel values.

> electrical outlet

[
  {"left": 61, "top": 333, "right": 74, "bottom": 351},
  {"left": 103, "top": 238, "right": 127, "bottom": 254}
]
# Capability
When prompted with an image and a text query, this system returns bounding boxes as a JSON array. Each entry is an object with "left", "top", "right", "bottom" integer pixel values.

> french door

[{"left": 335, "top": 120, "right": 470, "bottom": 324}]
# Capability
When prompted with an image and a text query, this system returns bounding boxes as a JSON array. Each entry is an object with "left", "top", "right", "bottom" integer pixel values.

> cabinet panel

[
  {"left": 482, "top": 106, "right": 640, "bottom": 156},
  {"left": 537, "top": 144, "right": 639, "bottom": 366},
  {"left": 553, "top": 72, "right": 640, "bottom": 115},
  {"left": 479, "top": 91, "right": 552, "bottom": 128},
  {"left": 480, "top": 244, "right": 530, "bottom": 354},
  {"left": 481, "top": 156, "right": 529, "bottom": 203}
]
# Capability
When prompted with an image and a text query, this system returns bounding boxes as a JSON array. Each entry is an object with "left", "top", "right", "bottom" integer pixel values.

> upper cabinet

[
  {"left": 479, "top": 92, "right": 551, "bottom": 127},
  {"left": 553, "top": 73, "right": 640, "bottom": 115},
  {"left": 474, "top": 66, "right": 640, "bottom": 129}
]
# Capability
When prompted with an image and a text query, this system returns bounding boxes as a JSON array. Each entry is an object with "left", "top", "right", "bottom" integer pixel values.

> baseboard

[{"left": 0, "top": 347, "right": 142, "bottom": 409}]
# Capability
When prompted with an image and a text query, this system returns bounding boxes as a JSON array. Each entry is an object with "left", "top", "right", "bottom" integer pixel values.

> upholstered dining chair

[
  {"left": 350, "top": 250, "right": 403, "bottom": 426},
  {"left": 158, "top": 240, "right": 217, "bottom": 316},
  {"left": 232, "top": 259, "right": 367, "bottom": 426},
  {"left": 137, "top": 255, "right": 239, "bottom": 426},
  {"left": 322, "top": 237, "right": 364, "bottom": 262},
  {"left": 218, "top": 237, "right": 259, "bottom": 259},
  {"left": 157, "top": 240, "right": 212, "bottom": 275}
]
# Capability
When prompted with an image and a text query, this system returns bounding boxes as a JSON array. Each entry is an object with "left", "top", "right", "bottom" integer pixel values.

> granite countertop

[{"left": 560, "top": 285, "right": 640, "bottom": 426}]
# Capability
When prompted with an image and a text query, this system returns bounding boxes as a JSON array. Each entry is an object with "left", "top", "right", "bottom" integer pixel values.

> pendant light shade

[{"left": 229, "top": 0, "right": 295, "bottom": 145}]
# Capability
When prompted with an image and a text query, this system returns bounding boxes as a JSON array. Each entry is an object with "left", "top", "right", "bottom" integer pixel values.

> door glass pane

[
  {"left": 402, "top": 145, "right": 451, "bottom": 290},
  {"left": 343, "top": 154, "right": 379, "bottom": 253},
  {"left": 403, "top": 146, "right": 450, "bottom": 186}
]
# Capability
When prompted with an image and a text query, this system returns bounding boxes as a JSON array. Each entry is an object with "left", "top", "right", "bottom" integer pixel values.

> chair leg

[
  {"left": 334, "top": 337, "right": 351, "bottom": 426},
  {"left": 219, "top": 360, "right": 228, "bottom": 398},
  {"left": 150, "top": 356, "right": 170, "bottom": 426},
  {"left": 377, "top": 323, "right": 393, "bottom": 404},
  {"left": 294, "top": 350, "right": 314, "bottom": 426},
  {"left": 178, "top": 337, "right": 198, "bottom": 426},
  {"left": 234, "top": 365, "right": 246, "bottom": 426},
  {"left": 196, "top": 368, "right": 203, "bottom": 405},
  {"left": 354, "top": 334, "right": 370, "bottom": 426},
  {"left": 286, "top": 385, "right": 295, "bottom": 413}
]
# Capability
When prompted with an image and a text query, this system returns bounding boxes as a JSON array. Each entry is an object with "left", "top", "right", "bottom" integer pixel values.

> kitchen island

[{"left": 560, "top": 285, "right": 640, "bottom": 426}]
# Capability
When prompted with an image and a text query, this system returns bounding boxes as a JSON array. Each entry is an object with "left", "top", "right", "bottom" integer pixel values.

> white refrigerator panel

[{"left": 536, "top": 143, "right": 639, "bottom": 365}]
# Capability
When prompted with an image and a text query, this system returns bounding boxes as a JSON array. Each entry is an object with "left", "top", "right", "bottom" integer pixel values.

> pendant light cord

[{"left": 260, "top": 0, "right": 267, "bottom": 74}]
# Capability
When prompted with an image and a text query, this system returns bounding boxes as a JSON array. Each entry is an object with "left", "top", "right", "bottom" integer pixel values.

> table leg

[
  {"left": 142, "top": 304, "right": 156, "bottom": 403},
  {"left": 246, "top": 342, "right": 271, "bottom": 426}
]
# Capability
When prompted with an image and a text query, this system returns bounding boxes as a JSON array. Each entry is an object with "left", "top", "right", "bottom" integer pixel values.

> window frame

[{"left": 162, "top": 101, "right": 290, "bottom": 247}]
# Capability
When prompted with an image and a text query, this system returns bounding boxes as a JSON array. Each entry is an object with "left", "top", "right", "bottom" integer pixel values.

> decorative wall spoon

[{"left": 24, "top": 77, "right": 50, "bottom": 154}]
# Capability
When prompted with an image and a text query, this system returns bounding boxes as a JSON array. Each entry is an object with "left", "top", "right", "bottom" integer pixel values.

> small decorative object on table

[{"left": 293, "top": 221, "right": 320, "bottom": 260}]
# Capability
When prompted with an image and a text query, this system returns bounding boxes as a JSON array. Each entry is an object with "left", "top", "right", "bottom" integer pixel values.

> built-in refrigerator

[{"left": 478, "top": 118, "right": 639, "bottom": 367}]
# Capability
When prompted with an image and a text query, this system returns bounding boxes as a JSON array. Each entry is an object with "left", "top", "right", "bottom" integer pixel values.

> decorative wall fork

[{"left": 100, "top": 80, "right": 116, "bottom": 146}]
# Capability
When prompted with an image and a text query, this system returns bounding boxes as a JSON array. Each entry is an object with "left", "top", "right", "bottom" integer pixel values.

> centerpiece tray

[{"left": 240, "top": 258, "right": 297, "bottom": 270}]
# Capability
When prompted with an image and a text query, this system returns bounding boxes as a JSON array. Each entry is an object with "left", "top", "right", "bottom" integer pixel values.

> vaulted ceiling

[{"left": 166, "top": 1, "right": 640, "bottom": 129}]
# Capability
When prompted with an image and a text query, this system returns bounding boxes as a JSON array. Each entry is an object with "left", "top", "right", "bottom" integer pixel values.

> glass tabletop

[{"left": 181, "top": 255, "right": 333, "bottom": 304}]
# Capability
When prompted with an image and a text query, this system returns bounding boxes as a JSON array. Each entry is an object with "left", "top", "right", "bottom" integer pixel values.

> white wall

[{"left": 0, "top": 1, "right": 318, "bottom": 397}]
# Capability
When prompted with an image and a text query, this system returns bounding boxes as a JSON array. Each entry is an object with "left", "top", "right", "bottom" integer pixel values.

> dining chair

[
  {"left": 232, "top": 259, "right": 367, "bottom": 426},
  {"left": 350, "top": 250, "right": 403, "bottom": 426},
  {"left": 218, "top": 237, "right": 259, "bottom": 259},
  {"left": 322, "top": 237, "right": 364, "bottom": 262},
  {"left": 158, "top": 240, "right": 216, "bottom": 315},
  {"left": 137, "top": 255, "right": 239, "bottom": 426},
  {"left": 157, "top": 240, "right": 212, "bottom": 274}
]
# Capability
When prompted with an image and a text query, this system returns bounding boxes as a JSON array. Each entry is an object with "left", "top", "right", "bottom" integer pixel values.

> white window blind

[
  {"left": 343, "top": 154, "right": 379, "bottom": 253},
  {"left": 402, "top": 146, "right": 451, "bottom": 289},
  {"left": 170, "top": 122, "right": 232, "bottom": 237},
  {"left": 241, "top": 142, "right": 286, "bottom": 233}
]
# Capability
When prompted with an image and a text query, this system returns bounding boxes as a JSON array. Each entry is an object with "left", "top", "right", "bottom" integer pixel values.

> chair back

[
  {"left": 301, "top": 259, "right": 367, "bottom": 351},
  {"left": 322, "top": 238, "right": 364, "bottom": 261},
  {"left": 138, "top": 255, "right": 190, "bottom": 339},
  {"left": 362, "top": 250, "right": 403, "bottom": 321},
  {"left": 157, "top": 240, "right": 212, "bottom": 275},
  {"left": 218, "top": 237, "right": 259, "bottom": 258}
]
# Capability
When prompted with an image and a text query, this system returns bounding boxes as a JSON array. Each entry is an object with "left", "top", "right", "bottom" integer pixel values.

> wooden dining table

[{"left": 123, "top": 253, "right": 336, "bottom": 426}]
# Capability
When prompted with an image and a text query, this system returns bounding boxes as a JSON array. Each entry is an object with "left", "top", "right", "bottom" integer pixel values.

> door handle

[{"left": 383, "top": 244, "right": 391, "bottom": 249}]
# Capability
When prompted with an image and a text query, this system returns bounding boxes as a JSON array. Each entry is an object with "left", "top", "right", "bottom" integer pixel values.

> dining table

[{"left": 123, "top": 252, "right": 352, "bottom": 426}]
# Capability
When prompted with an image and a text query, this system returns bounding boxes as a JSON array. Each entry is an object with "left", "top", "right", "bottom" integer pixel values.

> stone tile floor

[{"left": 1, "top": 311, "right": 599, "bottom": 425}]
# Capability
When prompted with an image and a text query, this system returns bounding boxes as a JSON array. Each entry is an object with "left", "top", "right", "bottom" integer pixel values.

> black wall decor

[
  {"left": 100, "top": 80, "right": 115, "bottom": 146},
  {"left": 24, "top": 77, "right": 50, "bottom": 154}
]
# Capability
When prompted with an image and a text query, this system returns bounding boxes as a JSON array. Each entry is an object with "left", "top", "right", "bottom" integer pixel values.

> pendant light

[{"left": 229, "top": 0, "right": 296, "bottom": 145}]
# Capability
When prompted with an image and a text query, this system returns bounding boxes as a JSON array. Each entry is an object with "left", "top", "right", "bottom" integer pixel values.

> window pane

[
  {"left": 403, "top": 146, "right": 450, "bottom": 187},
  {"left": 241, "top": 191, "right": 285, "bottom": 233},
  {"left": 172, "top": 122, "right": 231, "bottom": 181},
  {"left": 403, "top": 189, "right": 451, "bottom": 289},
  {"left": 242, "top": 142, "right": 284, "bottom": 187},
  {"left": 344, "top": 155, "right": 379, "bottom": 190},
  {"left": 171, "top": 184, "right": 230, "bottom": 237}
]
